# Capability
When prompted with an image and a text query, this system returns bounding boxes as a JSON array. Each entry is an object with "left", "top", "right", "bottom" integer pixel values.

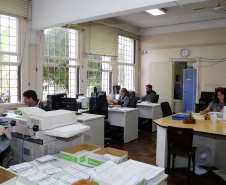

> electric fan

[{"left": 192, "top": 145, "right": 213, "bottom": 175}]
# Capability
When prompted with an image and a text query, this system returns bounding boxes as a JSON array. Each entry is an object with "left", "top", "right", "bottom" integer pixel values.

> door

[{"left": 183, "top": 69, "right": 196, "bottom": 112}]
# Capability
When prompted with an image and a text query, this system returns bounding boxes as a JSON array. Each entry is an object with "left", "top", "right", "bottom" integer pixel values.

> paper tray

[{"left": 42, "top": 123, "right": 90, "bottom": 138}]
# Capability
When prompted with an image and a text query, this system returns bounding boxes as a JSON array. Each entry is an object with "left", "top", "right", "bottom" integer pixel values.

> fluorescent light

[{"left": 146, "top": 9, "right": 166, "bottom": 16}]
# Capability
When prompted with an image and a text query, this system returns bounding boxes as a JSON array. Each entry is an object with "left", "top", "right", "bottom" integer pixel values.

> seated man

[
  {"left": 23, "top": 90, "right": 47, "bottom": 111},
  {"left": 139, "top": 84, "right": 156, "bottom": 103}
]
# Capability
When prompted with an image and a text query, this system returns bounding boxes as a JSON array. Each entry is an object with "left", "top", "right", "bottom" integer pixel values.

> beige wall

[{"left": 140, "top": 27, "right": 226, "bottom": 103}]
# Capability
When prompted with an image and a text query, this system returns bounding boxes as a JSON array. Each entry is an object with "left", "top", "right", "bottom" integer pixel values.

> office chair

[
  {"left": 167, "top": 126, "right": 196, "bottom": 182},
  {"left": 161, "top": 102, "right": 173, "bottom": 117},
  {"left": 152, "top": 94, "right": 159, "bottom": 103},
  {"left": 129, "top": 97, "right": 137, "bottom": 108},
  {"left": 128, "top": 91, "right": 136, "bottom": 98}
]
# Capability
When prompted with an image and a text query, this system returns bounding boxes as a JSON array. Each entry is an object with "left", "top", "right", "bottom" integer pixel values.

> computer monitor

[
  {"left": 89, "top": 88, "right": 108, "bottom": 119},
  {"left": 47, "top": 93, "right": 66, "bottom": 110},
  {"left": 113, "top": 85, "right": 120, "bottom": 95},
  {"left": 61, "top": 97, "right": 78, "bottom": 111}
]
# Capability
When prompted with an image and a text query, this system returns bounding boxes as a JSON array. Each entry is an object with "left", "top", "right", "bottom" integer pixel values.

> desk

[
  {"left": 154, "top": 115, "right": 226, "bottom": 170},
  {"left": 173, "top": 99, "right": 183, "bottom": 113},
  {"left": 76, "top": 113, "right": 104, "bottom": 148},
  {"left": 136, "top": 103, "right": 162, "bottom": 132},
  {"left": 108, "top": 108, "right": 138, "bottom": 143}
]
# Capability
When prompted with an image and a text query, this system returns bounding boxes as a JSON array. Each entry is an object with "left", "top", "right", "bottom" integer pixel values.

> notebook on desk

[{"left": 172, "top": 114, "right": 190, "bottom": 120}]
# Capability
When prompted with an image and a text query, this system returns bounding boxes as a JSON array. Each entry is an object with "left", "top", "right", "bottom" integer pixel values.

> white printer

[{"left": 7, "top": 107, "right": 89, "bottom": 164}]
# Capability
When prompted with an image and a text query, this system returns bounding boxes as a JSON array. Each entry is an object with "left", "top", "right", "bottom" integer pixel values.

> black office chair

[
  {"left": 0, "top": 145, "right": 10, "bottom": 167},
  {"left": 152, "top": 94, "right": 159, "bottom": 103},
  {"left": 129, "top": 97, "right": 137, "bottom": 108},
  {"left": 161, "top": 102, "right": 173, "bottom": 117},
  {"left": 128, "top": 91, "right": 136, "bottom": 98}
]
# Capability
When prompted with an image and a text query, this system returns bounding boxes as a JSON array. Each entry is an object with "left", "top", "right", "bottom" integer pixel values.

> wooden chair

[{"left": 167, "top": 126, "right": 196, "bottom": 181}]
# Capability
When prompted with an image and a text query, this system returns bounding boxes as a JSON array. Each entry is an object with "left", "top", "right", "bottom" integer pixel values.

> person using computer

[
  {"left": 200, "top": 87, "right": 226, "bottom": 115},
  {"left": 139, "top": 84, "right": 156, "bottom": 103},
  {"left": 113, "top": 88, "right": 130, "bottom": 107},
  {"left": 23, "top": 90, "right": 47, "bottom": 111}
]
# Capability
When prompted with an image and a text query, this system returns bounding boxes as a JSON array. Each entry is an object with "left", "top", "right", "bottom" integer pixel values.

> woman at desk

[
  {"left": 200, "top": 87, "right": 226, "bottom": 114},
  {"left": 113, "top": 88, "right": 130, "bottom": 107}
]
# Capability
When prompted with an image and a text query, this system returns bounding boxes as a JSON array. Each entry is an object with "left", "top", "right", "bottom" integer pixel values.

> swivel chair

[{"left": 161, "top": 102, "right": 173, "bottom": 117}]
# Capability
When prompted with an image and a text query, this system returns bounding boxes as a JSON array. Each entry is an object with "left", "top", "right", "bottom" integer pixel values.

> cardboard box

[
  {"left": 61, "top": 144, "right": 101, "bottom": 163},
  {"left": 87, "top": 147, "right": 128, "bottom": 166},
  {"left": 72, "top": 179, "right": 96, "bottom": 185},
  {"left": 0, "top": 167, "right": 17, "bottom": 185}
]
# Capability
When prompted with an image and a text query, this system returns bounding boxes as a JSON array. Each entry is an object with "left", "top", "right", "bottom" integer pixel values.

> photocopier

[{"left": 6, "top": 107, "right": 89, "bottom": 164}]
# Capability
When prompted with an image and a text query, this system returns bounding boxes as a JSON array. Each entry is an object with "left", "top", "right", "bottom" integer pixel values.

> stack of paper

[
  {"left": 19, "top": 168, "right": 38, "bottom": 177},
  {"left": 26, "top": 172, "right": 49, "bottom": 183},
  {"left": 38, "top": 177, "right": 66, "bottom": 185},
  {"left": 88, "top": 161, "right": 143, "bottom": 185},
  {"left": 57, "top": 174, "right": 80, "bottom": 184},
  {"left": 10, "top": 162, "right": 33, "bottom": 173},
  {"left": 119, "top": 159, "right": 165, "bottom": 184},
  {"left": 34, "top": 155, "right": 57, "bottom": 164},
  {"left": 103, "top": 153, "right": 120, "bottom": 162},
  {"left": 70, "top": 163, "right": 89, "bottom": 171}
]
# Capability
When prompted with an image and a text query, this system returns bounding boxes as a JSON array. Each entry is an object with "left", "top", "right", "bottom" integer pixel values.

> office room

[{"left": 0, "top": 0, "right": 226, "bottom": 184}]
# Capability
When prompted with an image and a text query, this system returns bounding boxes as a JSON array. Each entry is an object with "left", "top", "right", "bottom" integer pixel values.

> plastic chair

[
  {"left": 167, "top": 126, "right": 196, "bottom": 182},
  {"left": 161, "top": 102, "right": 172, "bottom": 117}
]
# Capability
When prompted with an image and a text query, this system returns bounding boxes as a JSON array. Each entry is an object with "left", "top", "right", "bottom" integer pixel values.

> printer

[{"left": 7, "top": 107, "right": 90, "bottom": 164}]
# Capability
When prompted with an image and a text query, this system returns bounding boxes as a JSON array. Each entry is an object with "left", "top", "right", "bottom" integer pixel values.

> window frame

[
  {"left": 0, "top": 14, "right": 20, "bottom": 104},
  {"left": 43, "top": 27, "right": 79, "bottom": 100},
  {"left": 117, "top": 35, "right": 136, "bottom": 91}
]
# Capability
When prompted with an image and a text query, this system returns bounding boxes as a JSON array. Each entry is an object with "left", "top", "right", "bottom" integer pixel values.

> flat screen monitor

[
  {"left": 47, "top": 93, "right": 66, "bottom": 110},
  {"left": 61, "top": 97, "right": 78, "bottom": 111},
  {"left": 113, "top": 85, "right": 120, "bottom": 95}
]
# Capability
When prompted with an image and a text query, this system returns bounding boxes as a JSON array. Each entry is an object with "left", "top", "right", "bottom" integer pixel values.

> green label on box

[
  {"left": 14, "top": 110, "right": 21, "bottom": 114},
  {"left": 139, "top": 181, "right": 145, "bottom": 185},
  {"left": 88, "top": 158, "right": 105, "bottom": 166},
  {"left": 79, "top": 155, "right": 85, "bottom": 162},
  {"left": 91, "top": 180, "right": 99, "bottom": 185},
  {"left": 61, "top": 153, "right": 77, "bottom": 163}
]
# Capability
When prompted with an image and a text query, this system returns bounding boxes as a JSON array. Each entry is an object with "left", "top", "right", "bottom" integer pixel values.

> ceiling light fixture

[{"left": 146, "top": 8, "right": 166, "bottom": 16}]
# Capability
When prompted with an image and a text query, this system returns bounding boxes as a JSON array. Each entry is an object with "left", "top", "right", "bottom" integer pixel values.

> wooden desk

[
  {"left": 76, "top": 113, "right": 105, "bottom": 148},
  {"left": 108, "top": 108, "right": 138, "bottom": 143},
  {"left": 154, "top": 115, "right": 226, "bottom": 169},
  {"left": 136, "top": 103, "right": 162, "bottom": 132}
]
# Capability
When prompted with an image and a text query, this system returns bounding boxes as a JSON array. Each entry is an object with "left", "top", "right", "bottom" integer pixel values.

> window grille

[
  {"left": 87, "top": 55, "right": 111, "bottom": 96},
  {"left": 0, "top": 14, "right": 19, "bottom": 103},
  {"left": 43, "top": 27, "right": 78, "bottom": 100},
  {"left": 117, "top": 35, "right": 135, "bottom": 90}
]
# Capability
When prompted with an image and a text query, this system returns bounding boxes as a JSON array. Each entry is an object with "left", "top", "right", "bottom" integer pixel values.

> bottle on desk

[{"left": 212, "top": 112, "right": 217, "bottom": 124}]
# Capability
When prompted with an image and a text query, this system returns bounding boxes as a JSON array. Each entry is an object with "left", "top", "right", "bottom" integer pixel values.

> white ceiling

[{"left": 100, "top": 0, "right": 226, "bottom": 35}]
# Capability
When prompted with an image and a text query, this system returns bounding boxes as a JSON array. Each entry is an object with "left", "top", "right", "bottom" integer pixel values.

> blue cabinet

[{"left": 183, "top": 69, "right": 196, "bottom": 112}]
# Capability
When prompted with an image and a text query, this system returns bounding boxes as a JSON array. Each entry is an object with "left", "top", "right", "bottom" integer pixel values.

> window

[
  {"left": 43, "top": 27, "right": 79, "bottom": 100},
  {"left": 87, "top": 55, "right": 111, "bottom": 96},
  {"left": 0, "top": 14, "right": 19, "bottom": 104},
  {"left": 117, "top": 35, "right": 135, "bottom": 90}
]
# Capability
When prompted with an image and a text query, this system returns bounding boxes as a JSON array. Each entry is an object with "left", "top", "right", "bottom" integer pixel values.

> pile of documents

[
  {"left": 10, "top": 155, "right": 92, "bottom": 185},
  {"left": 88, "top": 161, "right": 144, "bottom": 185},
  {"left": 119, "top": 159, "right": 165, "bottom": 185},
  {"left": 10, "top": 162, "right": 33, "bottom": 173},
  {"left": 34, "top": 155, "right": 57, "bottom": 164}
]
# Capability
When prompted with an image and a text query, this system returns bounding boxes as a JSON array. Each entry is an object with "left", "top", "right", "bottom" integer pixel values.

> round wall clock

[{"left": 180, "top": 48, "right": 189, "bottom": 58}]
